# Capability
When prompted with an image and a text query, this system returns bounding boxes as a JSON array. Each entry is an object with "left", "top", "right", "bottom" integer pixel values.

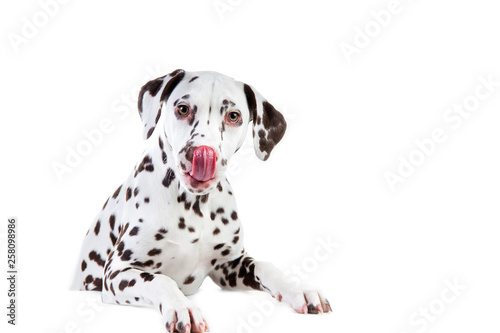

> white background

[{"left": 1, "top": 0, "right": 500, "bottom": 332}]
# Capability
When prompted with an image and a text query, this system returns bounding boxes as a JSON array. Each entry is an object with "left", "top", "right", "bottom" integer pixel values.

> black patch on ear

[
  {"left": 137, "top": 75, "right": 167, "bottom": 114},
  {"left": 259, "top": 101, "right": 287, "bottom": 159},
  {"left": 244, "top": 84, "right": 257, "bottom": 122},
  {"left": 160, "top": 70, "right": 185, "bottom": 103}
]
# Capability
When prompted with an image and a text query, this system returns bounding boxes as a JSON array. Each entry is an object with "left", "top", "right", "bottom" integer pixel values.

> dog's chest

[{"left": 145, "top": 189, "right": 244, "bottom": 293}]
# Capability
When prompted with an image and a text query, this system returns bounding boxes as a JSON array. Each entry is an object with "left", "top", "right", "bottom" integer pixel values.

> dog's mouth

[{"left": 188, "top": 146, "right": 216, "bottom": 182}]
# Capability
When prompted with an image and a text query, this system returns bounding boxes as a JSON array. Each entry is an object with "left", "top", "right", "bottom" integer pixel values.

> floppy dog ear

[
  {"left": 243, "top": 84, "right": 287, "bottom": 161},
  {"left": 137, "top": 69, "right": 185, "bottom": 139}
]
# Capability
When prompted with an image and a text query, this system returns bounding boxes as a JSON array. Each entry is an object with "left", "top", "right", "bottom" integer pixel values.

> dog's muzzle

[{"left": 189, "top": 146, "right": 216, "bottom": 182}]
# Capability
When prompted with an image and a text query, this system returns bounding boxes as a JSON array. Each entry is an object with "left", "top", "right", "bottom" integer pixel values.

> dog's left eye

[
  {"left": 177, "top": 105, "right": 190, "bottom": 116},
  {"left": 227, "top": 111, "right": 241, "bottom": 123}
]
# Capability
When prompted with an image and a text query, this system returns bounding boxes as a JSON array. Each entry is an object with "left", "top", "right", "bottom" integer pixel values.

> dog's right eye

[{"left": 177, "top": 105, "right": 190, "bottom": 117}]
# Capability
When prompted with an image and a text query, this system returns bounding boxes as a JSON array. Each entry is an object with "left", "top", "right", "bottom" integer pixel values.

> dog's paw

[
  {"left": 282, "top": 289, "right": 332, "bottom": 314},
  {"left": 161, "top": 300, "right": 209, "bottom": 333}
]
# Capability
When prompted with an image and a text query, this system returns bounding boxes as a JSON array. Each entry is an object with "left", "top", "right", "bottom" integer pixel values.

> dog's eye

[
  {"left": 227, "top": 111, "right": 241, "bottom": 123},
  {"left": 177, "top": 105, "right": 190, "bottom": 117}
]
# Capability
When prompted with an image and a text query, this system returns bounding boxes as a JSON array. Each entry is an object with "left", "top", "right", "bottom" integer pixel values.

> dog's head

[{"left": 138, "top": 69, "right": 287, "bottom": 194}]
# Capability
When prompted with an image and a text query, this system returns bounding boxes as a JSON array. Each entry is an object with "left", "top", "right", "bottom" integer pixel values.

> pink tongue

[{"left": 190, "top": 146, "right": 216, "bottom": 182}]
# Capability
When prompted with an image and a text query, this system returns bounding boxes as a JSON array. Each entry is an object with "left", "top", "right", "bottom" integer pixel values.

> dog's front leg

[
  {"left": 209, "top": 254, "right": 331, "bottom": 314},
  {"left": 102, "top": 266, "right": 208, "bottom": 333}
]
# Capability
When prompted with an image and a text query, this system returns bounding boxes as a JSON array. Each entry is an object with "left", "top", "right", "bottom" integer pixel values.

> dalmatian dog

[{"left": 71, "top": 69, "right": 331, "bottom": 332}]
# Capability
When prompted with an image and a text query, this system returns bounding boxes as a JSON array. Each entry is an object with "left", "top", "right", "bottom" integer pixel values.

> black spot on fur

[
  {"left": 189, "top": 76, "right": 199, "bottom": 83},
  {"left": 148, "top": 248, "right": 162, "bottom": 256},
  {"left": 214, "top": 243, "right": 224, "bottom": 250},
  {"left": 102, "top": 198, "right": 109, "bottom": 210},
  {"left": 94, "top": 220, "right": 101, "bottom": 235},
  {"left": 221, "top": 249, "right": 230, "bottom": 256},
  {"left": 244, "top": 84, "right": 257, "bottom": 122},
  {"left": 188, "top": 105, "right": 198, "bottom": 126},
  {"left": 110, "top": 232, "right": 117, "bottom": 245},
  {"left": 140, "top": 272, "right": 155, "bottom": 282},
  {"left": 126, "top": 187, "right": 132, "bottom": 201},
  {"left": 112, "top": 185, "right": 122, "bottom": 199},
  {"left": 119, "top": 280, "right": 129, "bottom": 291},
  {"left": 155, "top": 233, "right": 164, "bottom": 241},
  {"left": 216, "top": 182, "right": 223, "bottom": 192},
  {"left": 227, "top": 272, "right": 237, "bottom": 287},
  {"left": 232, "top": 236, "right": 239, "bottom": 244},
  {"left": 92, "top": 278, "right": 103, "bottom": 291},
  {"left": 88, "top": 251, "right": 106, "bottom": 267},
  {"left": 213, "top": 228, "right": 220, "bottom": 235},
  {"left": 162, "top": 168, "right": 176, "bottom": 188},
  {"left": 117, "top": 241, "right": 125, "bottom": 255},
  {"left": 159, "top": 228, "right": 168, "bottom": 234},
  {"left": 109, "top": 215, "right": 116, "bottom": 230},
  {"left": 210, "top": 212, "right": 216, "bottom": 220},
  {"left": 129, "top": 227, "right": 139, "bottom": 236},
  {"left": 132, "top": 260, "right": 155, "bottom": 268},
  {"left": 258, "top": 101, "right": 287, "bottom": 161},
  {"left": 183, "top": 275, "right": 195, "bottom": 285},
  {"left": 229, "top": 255, "right": 242, "bottom": 269},
  {"left": 81, "top": 260, "right": 87, "bottom": 272},
  {"left": 191, "top": 238, "right": 199, "bottom": 243},
  {"left": 160, "top": 70, "right": 185, "bottom": 103},
  {"left": 178, "top": 217, "right": 186, "bottom": 229},
  {"left": 192, "top": 198, "right": 203, "bottom": 217},
  {"left": 238, "top": 257, "right": 262, "bottom": 290},
  {"left": 231, "top": 211, "right": 238, "bottom": 220},
  {"left": 221, "top": 217, "right": 229, "bottom": 225},
  {"left": 177, "top": 192, "right": 192, "bottom": 210},
  {"left": 216, "top": 207, "right": 225, "bottom": 214},
  {"left": 155, "top": 108, "right": 162, "bottom": 125},
  {"left": 121, "top": 250, "right": 133, "bottom": 261},
  {"left": 188, "top": 227, "right": 195, "bottom": 233},
  {"left": 110, "top": 270, "right": 120, "bottom": 280},
  {"left": 200, "top": 194, "right": 209, "bottom": 203},
  {"left": 133, "top": 187, "right": 139, "bottom": 197},
  {"left": 135, "top": 155, "right": 154, "bottom": 176}
]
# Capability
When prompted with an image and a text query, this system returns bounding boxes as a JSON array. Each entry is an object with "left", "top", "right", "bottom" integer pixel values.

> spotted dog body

[{"left": 72, "top": 70, "right": 331, "bottom": 333}]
